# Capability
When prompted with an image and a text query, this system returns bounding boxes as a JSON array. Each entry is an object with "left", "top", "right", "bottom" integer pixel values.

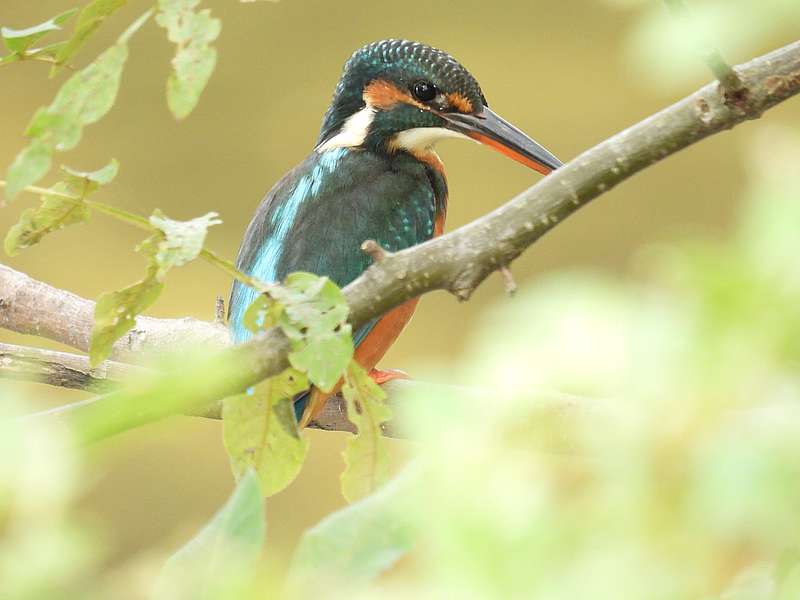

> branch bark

[{"left": 2, "top": 40, "right": 799, "bottom": 441}]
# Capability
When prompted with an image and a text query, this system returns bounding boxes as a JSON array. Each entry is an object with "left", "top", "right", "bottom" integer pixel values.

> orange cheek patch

[
  {"left": 364, "top": 79, "right": 422, "bottom": 110},
  {"left": 447, "top": 92, "right": 473, "bottom": 113}
]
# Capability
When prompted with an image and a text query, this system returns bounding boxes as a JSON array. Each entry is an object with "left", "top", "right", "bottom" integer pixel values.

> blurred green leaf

[
  {"left": 155, "top": 469, "right": 265, "bottom": 600},
  {"left": 0, "top": 394, "right": 98, "bottom": 598},
  {"left": 156, "top": 0, "right": 221, "bottom": 119},
  {"left": 223, "top": 369, "right": 310, "bottom": 497},
  {"left": 149, "top": 209, "right": 221, "bottom": 278},
  {"left": 340, "top": 362, "right": 392, "bottom": 503},
  {"left": 0, "top": 8, "right": 78, "bottom": 54},
  {"left": 27, "top": 41, "right": 68, "bottom": 60},
  {"left": 288, "top": 467, "right": 417, "bottom": 591},
  {"left": 4, "top": 138, "right": 54, "bottom": 201},
  {"left": 623, "top": 0, "right": 800, "bottom": 92},
  {"left": 5, "top": 160, "right": 118, "bottom": 255},
  {"left": 51, "top": 0, "right": 128, "bottom": 75},
  {"left": 4, "top": 13, "right": 147, "bottom": 200}
]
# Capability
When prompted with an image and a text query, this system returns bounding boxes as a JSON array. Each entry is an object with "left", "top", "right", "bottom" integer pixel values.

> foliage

[
  {"left": 89, "top": 209, "right": 221, "bottom": 365},
  {"left": 156, "top": 0, "right": 221, "bottom": 119},
  {"left": 4, "top": 160, "right": 117, "bottom": 255},
  {"left": 221, "top": 273, "right": 392, "bottom": 500},
  {"left": 3, "top": 12, "right": 147, "bottom": 200},
  {"left": 340, "top": 362, "right": 392, "bottom": 503},
  {"left": 596, "top": 0, "right": 800, "bottom": 91},
  {"left": 1, "top": 2, "right": 800, "bottom": 599},
  {"left": 223, "top": 366, "right": 311, "bottom": 497},
  {"left": 0, "top": 8, "right": 78, "bottom": 63},
  {"left": 154, "top": 470, "right": 265, "bottom": 600},
  {"left": 51, "top": 0, "right": 129, "bottom": 75}
]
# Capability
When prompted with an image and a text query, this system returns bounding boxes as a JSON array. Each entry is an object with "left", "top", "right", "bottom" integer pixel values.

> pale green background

[{"left": 1, "top": 0, "right": 797, "bottom": 570}]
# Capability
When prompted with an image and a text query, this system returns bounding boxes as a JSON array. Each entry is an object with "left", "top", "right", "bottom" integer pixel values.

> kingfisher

[{"left": 229, "top": 39, "right": 561, "bottom": 426}]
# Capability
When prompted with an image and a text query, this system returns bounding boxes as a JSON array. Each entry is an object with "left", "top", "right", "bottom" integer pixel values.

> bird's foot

[{"left": 369, "top": 368, "right": 411, "bottom": 386}]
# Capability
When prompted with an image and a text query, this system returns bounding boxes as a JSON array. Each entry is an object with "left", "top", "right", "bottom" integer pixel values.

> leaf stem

[{"left": 0, "top": 179, "right": 265, "bottom": 290}]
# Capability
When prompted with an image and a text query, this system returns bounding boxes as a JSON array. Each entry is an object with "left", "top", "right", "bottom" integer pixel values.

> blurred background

[{"left": 1, "top": 0, "right": 798, "bottom": 578}]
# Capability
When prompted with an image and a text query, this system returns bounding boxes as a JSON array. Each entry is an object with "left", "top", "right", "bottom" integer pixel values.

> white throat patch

[
  {"left": 316, "top": 106, "right": 376, "bottom": 152},
  {"left": 391, "top": 127, "right": 472, "bottom": 152}
]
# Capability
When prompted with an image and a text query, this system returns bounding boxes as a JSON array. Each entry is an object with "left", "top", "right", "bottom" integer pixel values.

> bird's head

[{"left": 317, "top": 39, "right": 561, "bottom": 174}]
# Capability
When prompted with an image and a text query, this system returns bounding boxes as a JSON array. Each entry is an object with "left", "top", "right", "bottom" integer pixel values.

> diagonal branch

[{"left": 2, "top": 40, "right": 799, "bottom": 442}]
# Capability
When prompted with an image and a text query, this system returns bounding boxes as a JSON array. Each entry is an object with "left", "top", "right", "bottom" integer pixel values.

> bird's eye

[{"left": 412, "top": 80, "right": 438, "bottom": 103}]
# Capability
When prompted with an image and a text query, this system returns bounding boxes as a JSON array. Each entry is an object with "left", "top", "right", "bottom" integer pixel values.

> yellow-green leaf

[
  {"left": 274, "top": 273, "right": 354, "bottom": 391},
  {"left": 340, "top": 362, "right": 392, "bottom": 503},
  {"left": 154, "top": 469, "right": 264, "bottom": 600},
  {"left": 149, "top": 209, "right": 221, "bottom": 278},
  {"left": 51, "top": 0, "right": 128, "bottom": 74},
  {"left": 223, "top": 369, "right": 310, "bottom": 496},
  {"left": 4, "top": 160, "right": 118, "bottom": 255},
  {"left": 287, "top": 467, "right": 417, "bottom": 592},
  {"left": 4, "top": 15, "right": 145, "bottom": 200},
  {"left": 0, "top": 8, "right": 78, "bottom": 54},
  {"left": 156, "top": 0, "right": 221, "bottom": 119},
  {"left": 5, "top": 191, "right": 89, "bottom": 256},
  {"left": 4, "top": 138, "right": 53, "bottom": 200},
  {"left": 289, "top": 329, "right": 353, "bottom": 393},
  {"left": 89, "top": 262, "right": 163, "bottom": 366}
]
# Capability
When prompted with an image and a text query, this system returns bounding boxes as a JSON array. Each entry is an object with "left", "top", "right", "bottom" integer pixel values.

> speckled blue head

[{"left": 315, "top": 39, "right": 562, "bottom": 174}]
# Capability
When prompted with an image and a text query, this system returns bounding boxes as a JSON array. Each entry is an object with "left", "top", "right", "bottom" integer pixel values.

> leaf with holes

[
  {"left": 5, "top": 160, "right": 118, "bottom": 255},
  {"left": 340, "top": 362, "right": 392, "bottom": 503},
  {"left": 274, "top": 272, "right": 354, "bottom": 392},
  {"left": 0, "top": 8, "right": 78, "bottom": 54},
  {"left": 155, "top": 469, "right": 264, "bottom": 599},
  {"left": 89, "top": 244, "right": 163, "bottom": 366},
  {"left": 156, "top": 0, "right": 221, "bottom": 119},
  {"left": 223, "top": 368, "right": 310, "bottom": 497},
  {"left": 4, "top": 13, "right": 147, "bottom": 200},
  {"left": 149, "top": 209, "right": 221, "bottom": 279},
  {"left": 51, "top": 0, "right": 128, "bottom": 75}
]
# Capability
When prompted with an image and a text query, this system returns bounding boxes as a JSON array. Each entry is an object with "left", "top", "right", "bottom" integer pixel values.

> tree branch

[
  {"left": 2, "top": 41, "right": 799, "bottom": 442},
  {"left": 0, "top": 264, "right": 230, "bottom": 362},
  {"left": 0, "top": 342, "right": 144, "bottom": 393}
]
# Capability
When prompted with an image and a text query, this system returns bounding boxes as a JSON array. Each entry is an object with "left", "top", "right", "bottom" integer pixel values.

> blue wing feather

[{"left": 228, "top": 147, "right": 446, "bottom": 417}]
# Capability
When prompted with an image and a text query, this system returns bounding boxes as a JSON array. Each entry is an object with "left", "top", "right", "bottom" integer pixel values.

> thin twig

[{"left": 663, "top": 0, "right": 747, "bottom": 99}]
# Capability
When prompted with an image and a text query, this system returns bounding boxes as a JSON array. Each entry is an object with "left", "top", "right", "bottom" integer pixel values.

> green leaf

[
  {"left": 4, "top": 138, "right": 53, "bottom": 200},
  {"left": 47, "top": 44, "right": 128, "bottom": 133},
  {"left": 275, "top": 273, "right": 354, "bottom": 392},
  {"left": 223, "top": 368, "right": 310, "bottom": 497},
  {"left": 156, "top": 0, "right": 221, "bottom": 119},
  {"left": 5, "top": 190, "right": 88, "bottom": 256},
  {"left": 0, "top": 8, "right": 78, "bottom": 54},
  {"left": 5, "top": 160, "right": 118, "bottom": 256},
  {"left": 4, "top": 15, "right": 146, "bottom": 201},
  {"left": 149, "top": 209, "right": 221, "bottom": 279},
  {"left": 89, "top": 257, "right": 163, "bottom": 366},
  {"left": 155, "top": 469, "right": 265, "bottom": 600},
  {"left": 26, "top": 41, "right": 68, "bottom": 60},
  {"left": 340, "top": 362, "right": 392, "bottom": 503},
  {"left": 289, "top": 330, "right": 354, "bottom": 393},
  {"left": 51, "top": 0, "right": 128, "bottom": 74},
  {"left": 61, "top": 159, "right": 119, "bottom": 186},
  {"left": 287, "top": 467, "right": 417, "bottom": 590}
]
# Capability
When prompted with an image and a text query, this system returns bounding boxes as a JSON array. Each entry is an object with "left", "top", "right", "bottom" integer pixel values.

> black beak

[{"left": 440, "top": 108, "right": 562, "bottom": 175}]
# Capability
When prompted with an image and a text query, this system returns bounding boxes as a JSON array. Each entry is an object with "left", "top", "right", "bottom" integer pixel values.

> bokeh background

[{"left": 1, "top": 0, "right": 798, "bottom": 574}]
